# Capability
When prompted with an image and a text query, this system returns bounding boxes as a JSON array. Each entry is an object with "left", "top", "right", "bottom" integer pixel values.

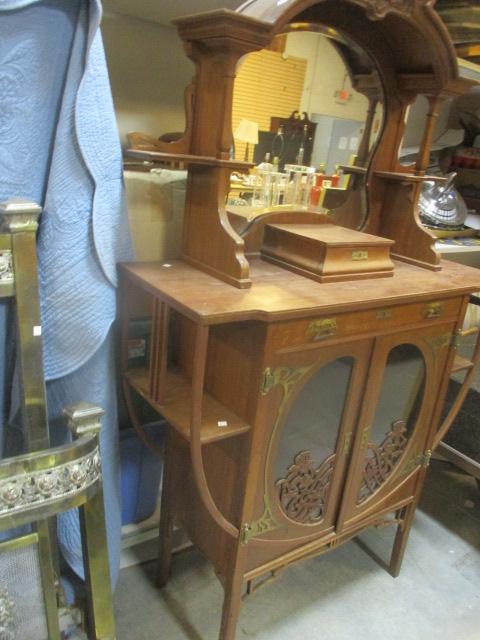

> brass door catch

[
  {"left": 343, "top": 431, "right": 353, "bottom": 456},
  {"left": 307, "top": 318, "right": 337, "bottom": 341},
  {"left": 360, "top": 426, "right": 371, "bottom": 450}
]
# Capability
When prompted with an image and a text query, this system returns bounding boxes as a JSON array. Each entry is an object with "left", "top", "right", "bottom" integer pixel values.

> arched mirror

[{"left": 228, "top": 25, "right": 384, "bottom": 231}]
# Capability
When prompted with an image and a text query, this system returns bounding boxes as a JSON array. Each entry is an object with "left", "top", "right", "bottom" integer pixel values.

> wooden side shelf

[
  {"left": 125, "top": 149, "right": 252, "bottom": 171},
  {"left": 338, "top": 165, "right": 367, "bottom": 175},
  {"left": 125, "top": 369, "right": 251, "bottom": 444},
  {"left": 374, "top": 171, "right": 447, "bottom": 183},
  {"left": 451, "top": 354, "right": 474, "bottom": 374}
]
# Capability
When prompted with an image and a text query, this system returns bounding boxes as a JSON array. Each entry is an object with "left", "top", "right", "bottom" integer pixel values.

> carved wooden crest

[{"left": 363, "top": 0, "right": 418, "bottom": 20}]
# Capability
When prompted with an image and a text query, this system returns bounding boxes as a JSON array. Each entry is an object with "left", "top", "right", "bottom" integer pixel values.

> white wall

[
  {"left": 101, "top": 12, "right": 195, "bottom": 146},
  {"left": 285, "top": 32, "right": 369, "bottom": 122}
]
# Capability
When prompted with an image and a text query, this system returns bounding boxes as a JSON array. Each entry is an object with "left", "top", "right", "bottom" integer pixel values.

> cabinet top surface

[{"left": 120, "top": 258, "right": 480, "bottom": 324}]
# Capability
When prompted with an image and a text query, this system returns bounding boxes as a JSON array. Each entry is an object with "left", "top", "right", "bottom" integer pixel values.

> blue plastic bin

[{"left": 119, "top": 421, "right": 167, "bottom": 525}]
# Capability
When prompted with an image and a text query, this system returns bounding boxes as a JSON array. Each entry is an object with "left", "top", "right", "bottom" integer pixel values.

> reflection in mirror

[
  {"left": 228, "top": 26, "right": 384, "bottom": 230},
  {"left": 357, "top": 344, "right": 426, "bottom": 505}
]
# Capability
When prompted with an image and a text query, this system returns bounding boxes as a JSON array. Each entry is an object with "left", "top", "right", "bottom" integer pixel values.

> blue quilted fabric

[{"left": 0, "top": 0, "right": 133, "bottom": 589}]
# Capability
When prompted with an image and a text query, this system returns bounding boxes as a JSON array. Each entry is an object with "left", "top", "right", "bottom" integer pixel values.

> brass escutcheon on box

[
  {"left": 425, "top": 302, "right": 442, "bottom": 319},
  {"left": 351, "top": 250, "right": 369, "bottom": 261},
  {"left": 376, "top": 309, "right": 392, "bottom": 320},
  {"left": 307, "top": 318, "right": 337, "bottom": 341}
]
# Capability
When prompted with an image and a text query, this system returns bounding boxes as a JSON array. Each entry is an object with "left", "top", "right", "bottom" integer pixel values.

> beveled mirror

[{"left": 228, "top": 25, "right": 384, "bottom": 232}]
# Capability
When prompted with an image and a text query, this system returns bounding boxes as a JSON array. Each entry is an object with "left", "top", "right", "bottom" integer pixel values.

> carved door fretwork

[
  {"left": 357, "top": 419, "right": 408, "bottom": 503},
  {"left": 276, "top": 451, "right": 335, "bottom": 524}
]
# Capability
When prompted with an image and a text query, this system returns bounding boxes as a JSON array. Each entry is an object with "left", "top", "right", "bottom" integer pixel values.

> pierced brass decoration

[
  {"left": 0, "top": 449, "right": 101, "bottom": 518},
  {"left": 358, "top": 420, "right": 408, "bottom": 503},
  {"left": 0, "top": 251, "right": 13, "bottom": 285},
  {"left": 276, "top": 451, "right": 334, "bottom": 524},
  {"left": 351, "top": 250, "right": 369, "bottom": 261},
  {"left": 0, "top": 587, "right": 14, "bottom": 640},
  {"left": 306, "top": 318, "right": 337, "bottom": 341}
]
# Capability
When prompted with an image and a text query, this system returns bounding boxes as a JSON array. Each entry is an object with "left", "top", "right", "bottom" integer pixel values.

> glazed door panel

[
  {"left": 338, "top": 323, "right": 454, "bottom": 530},
  {"left": 248, "top": 339, "right": 372, "bottom": 546}
]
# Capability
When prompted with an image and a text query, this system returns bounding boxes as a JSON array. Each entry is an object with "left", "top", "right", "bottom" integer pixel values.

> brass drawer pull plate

[
  {"left": 425, "top": 302, "right": 442, "bottom": 319},
  {"left": 307, "top": 318, "right": 337, "bottom": 341}
]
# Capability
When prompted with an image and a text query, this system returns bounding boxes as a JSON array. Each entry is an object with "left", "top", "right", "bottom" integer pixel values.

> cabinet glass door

[
  {"left": 250, "top": 340, "right": 372, "bottom": 546},
  {"left": 273, "top": 356, "right": 353, "bottom": 525},
  {"left": 338, "top": 324, "right": 453, "bottom": 529},
  {"left": 356, "top": 343, "right": 425, "bottom": 504}
]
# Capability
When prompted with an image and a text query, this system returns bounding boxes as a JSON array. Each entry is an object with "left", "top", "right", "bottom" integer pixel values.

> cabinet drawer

[{"left": 269, "top": 297, "right": 464, "bottom": 351}]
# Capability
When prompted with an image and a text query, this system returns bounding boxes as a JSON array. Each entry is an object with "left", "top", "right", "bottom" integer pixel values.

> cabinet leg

[
  {"left": 218, "top": 566, "right": 244, "bottom": 640},
  {"left": 157, "top": 431, "right": 174, "bottom": 588},
  {"left": 389, "top": 503, "right": 415, "bottom": 578}
]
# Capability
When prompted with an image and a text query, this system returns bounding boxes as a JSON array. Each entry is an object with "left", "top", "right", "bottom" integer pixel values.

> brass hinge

[
  {"left": 240, "top": 523, "right": 252, "bottom": 546},
  {"left": 261, "top": 368, "right": 276, "bottom": 395},
  {"left": 421, "top": 449, "right": 432, "bottom": 469},
  {"left": 400, "top": 449, "right": 432, "bottom": 476},
  {"left": 452, "top": 331, "right": 461, "bottom": 350}
]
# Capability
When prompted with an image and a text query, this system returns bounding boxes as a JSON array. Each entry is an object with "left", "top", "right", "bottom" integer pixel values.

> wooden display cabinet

[{"left": 120, "top": 1, "right": 480, "bottom": 639}]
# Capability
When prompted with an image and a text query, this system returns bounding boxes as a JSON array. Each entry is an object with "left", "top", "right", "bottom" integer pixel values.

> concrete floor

[{"left": 114, "top": 460, "right": 480, "bottom": 640}]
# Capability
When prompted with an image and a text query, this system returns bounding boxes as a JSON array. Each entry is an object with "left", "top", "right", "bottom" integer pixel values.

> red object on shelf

[
  {"left": 331, "top": 167, "right": 341, "bottom": 187},
  {"left": 310, "top": 170, "right": 325, "bottom": 207}
]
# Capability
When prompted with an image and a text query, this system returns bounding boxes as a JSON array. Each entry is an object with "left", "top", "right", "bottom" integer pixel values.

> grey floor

[{"left": 114, "top": 460, "right": 480, "bottom": 640}]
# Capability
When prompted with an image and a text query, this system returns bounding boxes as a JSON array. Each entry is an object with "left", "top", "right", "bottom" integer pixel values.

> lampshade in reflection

[{"left": 234, "top": 119, "right": 259, "bottom": 162}]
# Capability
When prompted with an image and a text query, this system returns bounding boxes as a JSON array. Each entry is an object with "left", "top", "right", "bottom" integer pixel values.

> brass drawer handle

[
  {"left": 425, "top": 302, "right": 442, "bottom": 319},
  {"left": 307, "top": 319, "right": 337, "bottom": 341}
]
